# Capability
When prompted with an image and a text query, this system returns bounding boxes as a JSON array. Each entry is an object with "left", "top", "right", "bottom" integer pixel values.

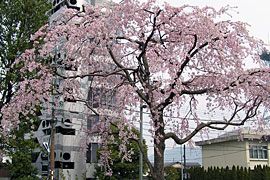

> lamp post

[{"left": 139, "top": 104, "right": 147, "bottom": 180}]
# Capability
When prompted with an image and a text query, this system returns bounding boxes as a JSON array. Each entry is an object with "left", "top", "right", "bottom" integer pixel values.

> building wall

[
  {"left": 201, "top": 139, "right": 270, "bottom": 170},
  {"left": 201, "top": 140, "right": 248, "bottom": 169}
]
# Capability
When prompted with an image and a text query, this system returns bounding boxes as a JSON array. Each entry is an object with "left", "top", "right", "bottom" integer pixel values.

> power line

[{"left": 42, "top": 101, "right": 253, "bottom": 123}]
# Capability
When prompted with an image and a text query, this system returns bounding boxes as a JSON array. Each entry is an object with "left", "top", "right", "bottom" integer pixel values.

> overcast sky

[
  {"left": 162, "top": 0, "right": 270, "bottom": 46},
  {"left": 113, "top": 0, "right": 270, "bottom": 46},
  {"left": 111, "top": 0, "right": 270, "bottom": 155}
]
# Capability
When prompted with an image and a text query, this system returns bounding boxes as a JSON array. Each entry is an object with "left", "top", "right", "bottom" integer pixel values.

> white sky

[
  {"left": 113, "top": 0, "right": 270, "bottom": 45},
  {"left": 164, "top": 0, "right": 270, "bottom": 46}
]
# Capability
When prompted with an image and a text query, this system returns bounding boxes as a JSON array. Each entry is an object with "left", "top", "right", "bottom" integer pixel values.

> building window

[
  {"left": 87, "top": 88, "right": 100, "bottom": 108},
  {"left": 52, "top": 0, "right": 65, "bottom": 14},
  {"left": 70, "top": 0, "right": 77, "bottom": 5},
  {"left": 86, "top": 143, "right": 98, "bottom": 163},
  {"left": 55, "top": 126, "right": 75, "bottom": 135},
  {"left": 87, "top": 115, "right": 99, "bottom": 131},
  {"left": 63, "top": 152, "right": 71, "bottom": 160},
  {"left": 249, "top": 145, "right": 268, "bottom": 159},
  {"left": 42, "top": 165, "right": 48, "bottom": 172},
  {"left": 87, "top": 88, "right": 116, "bottom": 109},
  {"left": 91, "top": 0, "right": 95, "bottom": 6}
]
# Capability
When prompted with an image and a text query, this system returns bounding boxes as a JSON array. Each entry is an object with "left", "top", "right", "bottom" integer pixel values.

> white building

[{"left": 196, "top": 129, "right": 270, "bottom": 170}]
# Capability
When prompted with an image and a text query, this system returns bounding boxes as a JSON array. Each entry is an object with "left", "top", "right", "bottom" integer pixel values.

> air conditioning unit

[
  {"left": 55, "top": 151, "right": 75, "bottom": 169},
  {"left": 62, "top": 118, "right": 72, "bottom": 127},
  {"left": 66, "top": 0, "right": 85, "bottom": 11}
]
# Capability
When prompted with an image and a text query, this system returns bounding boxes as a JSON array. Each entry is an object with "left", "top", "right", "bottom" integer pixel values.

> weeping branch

[{"left": 130, "top": 138, "right": 155, "bottom": 179}]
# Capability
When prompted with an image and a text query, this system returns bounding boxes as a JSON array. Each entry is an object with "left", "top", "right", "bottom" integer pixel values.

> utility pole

[
  {"left": 139, "top": 103, "right": 146, "bottom": 180},
  {"left": 183, "top": 145, "right": 186, "bottom": 180},
  {"left": 49, "top": 68, "right": 56, "bottom": 180},
  {"left": 181, "top": 145, "right": 183, "bottom": 180},
  {"left": 49, "top": 114, "right": 55, "bottom": 180}
]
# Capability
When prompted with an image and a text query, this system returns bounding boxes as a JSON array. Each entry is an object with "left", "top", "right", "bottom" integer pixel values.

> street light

[{"left": 139, "top": 104, "right": 147, "bottom": 180}]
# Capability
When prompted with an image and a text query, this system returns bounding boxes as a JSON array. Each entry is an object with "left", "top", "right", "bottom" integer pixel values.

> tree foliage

[
  {"left": 188, "top": 165, "right": 270, "bottom": 180},
  {"left": 164, "top": 166, "right": 181, "bottom": 180},
  {"left": 0, "top": 0, "right": 50, "bottom": 110},
  {"left": 5, "top": 116, "right": 41, "bottom": 180},
  {"left": 1, "top": 0, "right": 270, "bottom": 180},
  {"left": 0, "top": 0, "right": 50, "bottom": 179},
  {"left": 94, "top": 124, "right": 147, "bottom": 180}
]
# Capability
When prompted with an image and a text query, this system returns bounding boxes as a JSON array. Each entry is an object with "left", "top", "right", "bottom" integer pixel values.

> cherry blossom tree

[{"left": 1, "top": 0, "right": 270, "bottom": 179}]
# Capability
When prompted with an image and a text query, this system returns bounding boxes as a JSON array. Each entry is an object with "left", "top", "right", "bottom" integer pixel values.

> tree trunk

[
  {"left": 153, "top": 138, "right": 165, "bottom": 180},
  {"left": 153, "top": 112, "right": 165, "bottom": 180}
]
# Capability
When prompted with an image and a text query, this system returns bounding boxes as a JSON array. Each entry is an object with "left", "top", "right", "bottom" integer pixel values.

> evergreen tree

[
  {"left": 5, "top": 115, "right": 41, "bottom": 180},
  {"left": 220, "top": 167, "right": 225, "bottom": 180},
  {"left": 236, "top": 166, "right": 244, "bottom": 180},
  {"left": 164, "top": 166, "right": 181, "bottom": 180},
  {"left": 231, "top": 165, "right": 238, "bottom": 180},
  {"left": 215, "top": 167, "right": 221, "bottom": 180},
  {"left": 187, "top": 167, "right": 195, "bottom": 180},
  {"left": 223, "top": 166, "right": 231, "bottom": 180},
  {"left": 0, "top": 0, "right": 50, "bottom": 110},
  {"left": 263, "top": 166, "right": 270, "bottom": 180},
  {"left": 247, "top": 167, "right": 253, "bottom": 180},
  {"left": 188, "top": 167, "right": 205, "bottom": 180},
  {"left": 254, "top": 165, "right": 264, "bottom": 180},
  {"left": 243, "top": 167, "right": 248, "bottom": 180}
]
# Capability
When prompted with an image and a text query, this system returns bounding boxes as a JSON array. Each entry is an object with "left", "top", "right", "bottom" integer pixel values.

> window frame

[{"left": 249, "top": 145, "right": 268, "bottom": 160}]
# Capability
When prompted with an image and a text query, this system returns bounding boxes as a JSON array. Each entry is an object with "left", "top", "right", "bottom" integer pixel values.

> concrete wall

[{"left": 201, "top": 139, "right": 270, "bottom": 170}]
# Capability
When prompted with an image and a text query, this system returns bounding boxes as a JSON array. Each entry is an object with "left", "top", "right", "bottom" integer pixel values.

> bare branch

[
  {"left": 164, "top": 96, "right": 263, "bottom": 144},
  {"left": 115, "top": 36, "right": 143, "bottom": 47},
  {"left": 180, "top": 88, "right": 209, "bottom": 95},
  {"left": 75, "top": 99, "right": 100, "bottom": 116},
  {"left": 54, "top": 68, "right": 128, "bottom": 79},
  {"left": 136, "top": 10, "right": 162, "bottom": 81},
  {"left": 130, "top": 138, "right": 155, "bottom": 178},
  {"left": 107, "top": 47, "right": 149, "bottom": 104}
]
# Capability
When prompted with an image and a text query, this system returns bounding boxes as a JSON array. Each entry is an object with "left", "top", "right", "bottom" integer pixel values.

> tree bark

[
  {"left": 153, "top": 112, "right": 165, "bottom": 180},
  {"left": 153, "top": 138, "right": 165, "bottom": 180}
]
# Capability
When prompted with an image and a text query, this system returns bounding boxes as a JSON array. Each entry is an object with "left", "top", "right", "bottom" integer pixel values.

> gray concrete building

[{"left": 32, "top": 1, "right": 108, "bottom": 179}]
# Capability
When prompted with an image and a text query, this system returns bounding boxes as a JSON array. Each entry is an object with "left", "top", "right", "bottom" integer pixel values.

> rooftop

[{"left": 196, "top": 129, "right": 270, "bottom": 146}]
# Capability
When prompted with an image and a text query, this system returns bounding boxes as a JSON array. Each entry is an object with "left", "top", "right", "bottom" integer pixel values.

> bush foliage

[{"left": 187, "top": 165, "right": 270, "bottom": 180}]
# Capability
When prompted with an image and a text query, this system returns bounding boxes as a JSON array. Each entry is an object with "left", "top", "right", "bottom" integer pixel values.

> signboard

[{"left": 43, "top": 142, "right": 50, "bottom": 152}]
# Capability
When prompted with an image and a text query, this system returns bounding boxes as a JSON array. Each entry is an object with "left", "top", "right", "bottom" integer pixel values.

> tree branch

[
  {"left": 107, "top": 47, "right": 149, "bottom": 104},
  {"left": 130, "top": 138, "right": 155, "bottom": 179},
  {"left": 54, "top": 68, "right": 128, "bottom": 79},
  {"left": 164, "top": 96, "right": 262, "bottom": 144}
]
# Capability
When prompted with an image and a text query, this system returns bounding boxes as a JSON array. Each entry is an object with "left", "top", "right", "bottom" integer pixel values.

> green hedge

[{"left": 187, "top": 165, "right": 270, "bottom": 180}]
